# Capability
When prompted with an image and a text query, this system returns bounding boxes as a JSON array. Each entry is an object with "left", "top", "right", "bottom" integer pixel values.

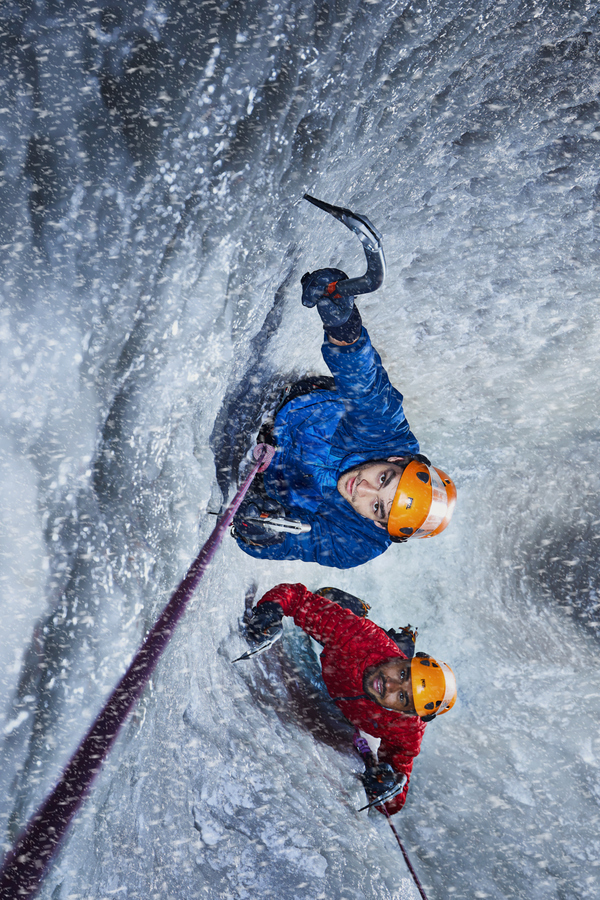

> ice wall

[{"left": 1, "top": 1, "right": 600, "bottom": 898}]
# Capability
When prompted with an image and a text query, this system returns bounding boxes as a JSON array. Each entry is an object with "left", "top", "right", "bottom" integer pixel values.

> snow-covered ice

[{"left": 2, "top": 1, "right": 600, "bottom": 898}]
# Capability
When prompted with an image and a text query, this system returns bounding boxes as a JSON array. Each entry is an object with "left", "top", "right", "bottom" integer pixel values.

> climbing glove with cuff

[
  {"left": 301, "top": 268, "right": 363, "bottom": 342},
  {"left": 245, "top": 601, "right": 284, "bottom": 643},
  {"left": 360, "top": 763, "right": 405, "bottom": 806}
]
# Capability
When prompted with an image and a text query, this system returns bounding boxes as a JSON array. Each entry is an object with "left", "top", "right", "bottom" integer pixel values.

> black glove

[
  {"left": 232, "top": 494, "right": 287, "bottom": 548},
  {"left": 360, "top": 764, "right": 400, "bottom": 802},
  {"left": 232, "top": 518, "right": 286, "bottom": 548},
  {"left": 245, "top": 601, "right": 284, "bottom": 642},
  {"left": 301, "top": 267, "right": 356, "bottom": 328}
]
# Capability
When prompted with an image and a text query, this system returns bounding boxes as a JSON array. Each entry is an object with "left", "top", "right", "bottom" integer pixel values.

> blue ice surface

[{"left": 1, "top": 1, "right": 600, "bottom": 898}]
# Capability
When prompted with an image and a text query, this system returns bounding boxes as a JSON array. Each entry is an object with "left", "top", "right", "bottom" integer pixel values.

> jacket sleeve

[
  {"left": 234, "top": 512, "right": 385, "bottom": 568},
  {"left": 376, "top": 721, "right": 426, "bottom": 814},
  {"left": 321, "top": 327, "right": 419, "bottom": 455},
  {"left": 257, "top": 583, "right": 385, "bottom": 648}
]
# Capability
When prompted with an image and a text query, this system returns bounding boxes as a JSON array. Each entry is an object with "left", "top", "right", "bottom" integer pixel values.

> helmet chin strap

[{"left": 382, "top": 704, "right": 421, "bottom": 718}]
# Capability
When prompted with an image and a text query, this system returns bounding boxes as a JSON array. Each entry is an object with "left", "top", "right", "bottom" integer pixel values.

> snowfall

[{"left": 1, "top": 1, "right": 600, "bottom": 898}]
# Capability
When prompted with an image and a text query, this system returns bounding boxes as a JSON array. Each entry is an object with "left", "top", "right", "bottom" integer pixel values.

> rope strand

[
  {"left": 381, "top": 803, "right": 430, "bottom": 900},
  {"left": 0, "top": 445, "right": 272, "bottom": 900}
]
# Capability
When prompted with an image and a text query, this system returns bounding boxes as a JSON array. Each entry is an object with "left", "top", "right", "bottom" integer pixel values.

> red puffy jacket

[{"left": 258, "top": 583, "right": 426, "bottom": 812}]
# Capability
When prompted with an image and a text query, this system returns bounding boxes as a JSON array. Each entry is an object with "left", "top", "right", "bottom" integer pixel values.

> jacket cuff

[{"left": 324, "top": 304, "right": 363, "bottom": 343}]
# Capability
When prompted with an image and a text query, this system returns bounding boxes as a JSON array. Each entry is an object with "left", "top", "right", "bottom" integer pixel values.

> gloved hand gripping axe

[
  {"left": 358, "top": 768, "right": 408, "bottom": 811},
  {"left": 233, "top": 600, "right": 284, "bottom": 662}
]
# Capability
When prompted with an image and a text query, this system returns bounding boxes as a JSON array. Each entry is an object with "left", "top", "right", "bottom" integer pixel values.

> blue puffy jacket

[{"left": 235, "top": 327, "right": 420, "bottom": 568}]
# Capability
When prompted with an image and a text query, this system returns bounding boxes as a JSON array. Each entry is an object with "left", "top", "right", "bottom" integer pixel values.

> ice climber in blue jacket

[{"left": 231, "top": 196, "right": 457, "bottom": 570}]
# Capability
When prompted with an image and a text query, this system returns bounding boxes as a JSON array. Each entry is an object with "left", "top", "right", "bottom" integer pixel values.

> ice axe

[
  {"left": 303, "top": 193, "right": 386, "bottom": 296},
  {"left": 358, "top": 774, "right": 408, "bottom": 812},
  {"left": 233, "top": 627, "right": 283, "bottom": 662}
]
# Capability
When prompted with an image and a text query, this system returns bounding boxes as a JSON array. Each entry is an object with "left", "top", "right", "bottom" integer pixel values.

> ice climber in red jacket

[{"left": 243, "top": 583, "right": 457, "bottom": 814}]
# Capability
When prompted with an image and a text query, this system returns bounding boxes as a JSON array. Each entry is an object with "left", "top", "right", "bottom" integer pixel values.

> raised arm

[{"left": 321, "top": 329, "right": 419, "bottom": 455}]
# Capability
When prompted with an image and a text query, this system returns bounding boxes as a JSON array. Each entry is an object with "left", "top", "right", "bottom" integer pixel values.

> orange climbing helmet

[
  {"left": 411, "top": 654, "right": 457, "bottom": 721},
  {"left": 387, "top": 459, "right": 456, "bottom": 541}
]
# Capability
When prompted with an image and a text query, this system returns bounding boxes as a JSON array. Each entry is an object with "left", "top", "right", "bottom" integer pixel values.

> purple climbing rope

[
  {"left": 382, "top": 804, "right": 430, "bottom": 900},
  {"left": 0, "top": 444, "right": 275, "bottom": 900}
]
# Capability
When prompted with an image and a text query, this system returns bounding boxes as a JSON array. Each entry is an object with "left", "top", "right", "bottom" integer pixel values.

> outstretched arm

[
  {"left": 256, "top": 584, "right": 406, "bottom": 661},
  {"left": 322, "top": 329, "right": 420, "bottom": 455},
  {"left": 257, "top": 583, "right": 382, "bottom": 645}
]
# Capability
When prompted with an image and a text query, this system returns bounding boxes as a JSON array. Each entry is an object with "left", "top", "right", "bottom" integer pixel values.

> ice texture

[{"left": 1, "top": 1, "right": 600, "bottom": 898}]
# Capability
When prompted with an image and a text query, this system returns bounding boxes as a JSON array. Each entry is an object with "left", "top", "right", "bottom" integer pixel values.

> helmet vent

[
  {"left": 424, "top": 702, "right": 435, "bottom": 710},
  {"left": 399, "top": 527, "right": 413, "bottom": 535},
  {"left": 416, "top": 472, "right": 430, "bottom": 484}
]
